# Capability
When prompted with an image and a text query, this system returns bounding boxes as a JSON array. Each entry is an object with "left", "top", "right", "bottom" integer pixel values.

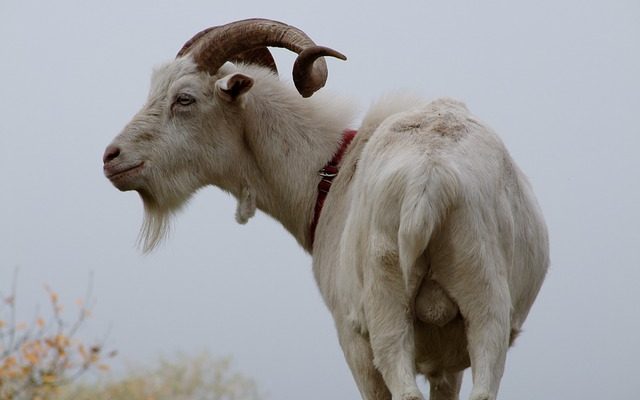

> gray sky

[{"left": 1, "top": 0, "right": 639, "bottom": 399}]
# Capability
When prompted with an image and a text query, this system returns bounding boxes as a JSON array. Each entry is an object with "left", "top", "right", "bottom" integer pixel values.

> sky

[{"left": 1, "top": 0, "right": 639, "bottom": 399}]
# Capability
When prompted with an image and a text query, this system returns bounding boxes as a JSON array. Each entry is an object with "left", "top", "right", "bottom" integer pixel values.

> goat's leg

[
  {"left": 438, "top": 261, "right": 511, "bottom": 400},
  {"left": 465, "top": 297, "right": 510, "bottom": 400},
  {"left": 427, "top": 371, "right": 463, "bottom": 400},
  {"left": 337, "top": 321, "right": 391, "bottom": 400},
  {"left": 362, "top": 235, "right": 423, "bottom": 400}
]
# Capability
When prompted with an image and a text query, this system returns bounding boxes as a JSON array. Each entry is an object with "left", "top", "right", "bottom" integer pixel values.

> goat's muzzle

[{"left": 103, "top": 145, "right": 145, "bottom": 191}]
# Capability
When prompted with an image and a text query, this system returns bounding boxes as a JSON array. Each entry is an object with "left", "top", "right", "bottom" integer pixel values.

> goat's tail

[{"left": 397, "top": 164, "right": 459, "bottom": 290}]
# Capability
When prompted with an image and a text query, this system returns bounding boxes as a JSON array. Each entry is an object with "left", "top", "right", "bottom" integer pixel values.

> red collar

[{"left": 310, "top": 129, "right": 357, "bottom": 248}]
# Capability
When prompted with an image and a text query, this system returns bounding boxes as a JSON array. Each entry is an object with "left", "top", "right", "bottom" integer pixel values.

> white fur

[{"left": 106, "top": 57, "right": 549, "bottom": 400}]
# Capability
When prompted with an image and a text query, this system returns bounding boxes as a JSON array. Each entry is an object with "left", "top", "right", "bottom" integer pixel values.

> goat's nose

[{"left": 103, "top": 145, "right": 121, "bottom": 164}]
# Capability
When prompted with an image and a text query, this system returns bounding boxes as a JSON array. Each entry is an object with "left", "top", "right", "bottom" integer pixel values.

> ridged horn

[
  {"left": 177, "top": 26, "right": 278, "bottom": 74},
  {"left": 177, "top": 18, "right": 346, "bottom": 97}
]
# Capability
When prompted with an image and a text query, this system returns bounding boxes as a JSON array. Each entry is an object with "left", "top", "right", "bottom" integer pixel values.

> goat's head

[{"left": 103, "top": 19, "right": 345, "bottom": 251}]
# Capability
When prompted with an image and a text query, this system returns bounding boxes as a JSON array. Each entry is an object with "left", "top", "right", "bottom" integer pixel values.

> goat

[{"left": 103, "top": 19, "right": 549, "bottom": 400}]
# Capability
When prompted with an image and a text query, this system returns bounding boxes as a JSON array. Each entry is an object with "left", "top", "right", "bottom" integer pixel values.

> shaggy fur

[{"left": 104, "top": 57, "right": 549, "bottom": 400}]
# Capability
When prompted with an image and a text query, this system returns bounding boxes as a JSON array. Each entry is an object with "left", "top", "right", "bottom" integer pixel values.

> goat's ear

[{"left": 215, "top": 73, "right": 254, "bottom": 102}]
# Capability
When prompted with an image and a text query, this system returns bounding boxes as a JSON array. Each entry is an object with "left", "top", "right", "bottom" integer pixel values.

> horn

[
  {"left": 177, "top": 18, "right": 345, "bottom": 97},
  {"left": 177, "top": 26, "right": 278, "bottom": 74}
]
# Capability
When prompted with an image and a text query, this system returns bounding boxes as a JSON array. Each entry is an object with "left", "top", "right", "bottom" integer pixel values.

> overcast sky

[{"left": 1, "top": 1, "right": 639, "bottom": 399}]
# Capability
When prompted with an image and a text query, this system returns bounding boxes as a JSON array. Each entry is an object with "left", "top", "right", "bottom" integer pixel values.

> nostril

[{"left": 103, "top": 145, "right": 121, "bottom": 164}]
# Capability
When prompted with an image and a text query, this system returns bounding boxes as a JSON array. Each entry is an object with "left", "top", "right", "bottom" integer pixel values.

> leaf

[
  {"left": 49, "top": 291, "right": 59, "bottom": 304},
  {"left": 78, "top": 344, "right": 87, "bottom": 359},
  {"left": 25, "top": 351, "right": 39, "bottom": 365}
]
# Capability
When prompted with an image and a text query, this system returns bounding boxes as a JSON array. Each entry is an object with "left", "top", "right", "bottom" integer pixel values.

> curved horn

[
  {"left": 178, "top": 18, "right": 346, "bottom": 97},
  {"left": 293, "top": 46, "right": 346, "bottom": 97},
  {"left": 176, "top": 27, "right": 215, "bottom": 58},
  {"left": 177, "top": 26, "right": 278, "bottom": 74}
]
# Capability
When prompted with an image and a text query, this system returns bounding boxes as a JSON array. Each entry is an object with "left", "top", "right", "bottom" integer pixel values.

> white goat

[{"left": 103, "top": 19, "right": 549, "bottom": 400}]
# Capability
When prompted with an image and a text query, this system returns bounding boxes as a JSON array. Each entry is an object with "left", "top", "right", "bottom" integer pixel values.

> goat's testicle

[{"left": 415, "top": 279, "right": 459, "bottom": 326}]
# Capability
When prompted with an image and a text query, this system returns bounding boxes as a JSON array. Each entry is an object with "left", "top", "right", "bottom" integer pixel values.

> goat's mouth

[{"left": 104, "top": 161, "right": 145, "bottom": 189}]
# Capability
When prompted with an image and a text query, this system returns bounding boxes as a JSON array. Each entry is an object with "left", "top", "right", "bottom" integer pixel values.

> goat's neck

[{"left": 236, "top": 88, "right": 352, "bottom": 252}]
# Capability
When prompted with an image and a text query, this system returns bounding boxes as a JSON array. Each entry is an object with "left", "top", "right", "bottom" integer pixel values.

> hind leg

[
  {"left": 337, "top": 321, "right": 391, "bottom": 400},
  {"left": 362, "top": 233, "right": 423, "bottom": 400},
  {"left": 427, "top": 371, "right": 463, "bottom": 400},
  {"left": 437, "top": 259, "right": 511, "bottom": 400}
]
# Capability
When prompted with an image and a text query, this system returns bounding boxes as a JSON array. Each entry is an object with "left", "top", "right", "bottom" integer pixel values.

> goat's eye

[{"left": 175, "top": 93, "right": 195, "bottom": 106}]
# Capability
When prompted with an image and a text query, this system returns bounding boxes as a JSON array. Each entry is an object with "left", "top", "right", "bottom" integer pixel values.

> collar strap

[{"left": 310, "top": 129, "right": 357, "bottom": 248}]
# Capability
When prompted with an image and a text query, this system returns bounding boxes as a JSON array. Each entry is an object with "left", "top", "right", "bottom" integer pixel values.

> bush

[
  {"left": 0, "top": 275, "right": 113, "bottom": 400},
  {"left": 60, "top": 352, "right": 262, "bottom": 400},
  {"left": 1, "top": 275, "right": 259, "bottom": 400}
]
